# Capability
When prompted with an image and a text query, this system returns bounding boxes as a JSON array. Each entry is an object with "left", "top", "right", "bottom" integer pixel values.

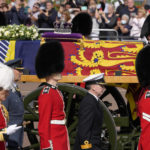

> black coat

[{"left": 74, "top": 93, "right": 103, "bottom": 150}]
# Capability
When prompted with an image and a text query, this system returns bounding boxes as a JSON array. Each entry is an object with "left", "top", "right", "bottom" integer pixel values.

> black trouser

[{"left": 7, "top": 140, "right": 22, "bottom": 150}]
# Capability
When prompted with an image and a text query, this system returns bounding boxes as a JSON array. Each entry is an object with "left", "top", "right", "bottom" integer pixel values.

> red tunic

[
  {"left": 138, "top": 87, "right": 150, "bottom": 150},
  {"left": 0, "top": 105, "right": 7, "bottom": 150},
  {"left": 38, "top": 85, "right": 70, "bottom": 150}
]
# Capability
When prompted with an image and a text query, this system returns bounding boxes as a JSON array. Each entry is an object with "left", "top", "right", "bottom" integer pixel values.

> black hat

[
  {"left": 136, "top": 45, "right": 150, "bottom": 87},
  {"left": 140, "top": 15, "right": 150, "bottom": 39},
  {"left": 35, "top": 40, "right": 64, "bottom": 79},
  {"left": 71, "top": 12, "right": 93, "bottom": 37},
  {"left": 5, "top": 58, "right": 24, "bottom": 71}
]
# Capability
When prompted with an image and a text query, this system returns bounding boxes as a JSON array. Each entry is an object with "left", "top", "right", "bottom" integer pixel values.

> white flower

[
  {"left": 34, "top": 33, "right": 38, "bottom": 37},
  {"left": 0, "top": 28, "right": 4, "bottom": 32},
  {"left": 33, "top": 29, "right": 37, "bottom": 32},
  {"left": 26, "top": 32, "right": 30, "bottom": 36},
  {"left": 0, "top": 24, "right": 40, "bottom": 40},
  {"left": 4, "top": 31, "right": 10, "bottom": 36}
]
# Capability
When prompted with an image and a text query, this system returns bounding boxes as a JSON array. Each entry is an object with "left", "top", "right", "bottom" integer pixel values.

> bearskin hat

[
  {"left": 35, "top": 40, "right": 64, "bottom": 79},
  {"left": 71, "top": 12, "right": 93, "bottom": 37},
  {"left": 136, "top": 45, "right": 150, "bottom": 87},
  {"left": 140, "top": 15, "right": 150, "bottom": 39}
]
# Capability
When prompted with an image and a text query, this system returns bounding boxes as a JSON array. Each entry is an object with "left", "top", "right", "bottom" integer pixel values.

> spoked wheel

[{"left": 23, "top": 83, "right": 117, "bottom": 150}]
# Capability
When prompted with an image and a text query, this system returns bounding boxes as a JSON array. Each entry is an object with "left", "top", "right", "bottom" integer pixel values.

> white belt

[{"left": 50, "top": 119, "right": 66, "bottom": 125}]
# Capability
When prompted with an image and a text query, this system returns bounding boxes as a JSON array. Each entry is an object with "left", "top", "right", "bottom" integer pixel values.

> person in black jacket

[
  {"left": 74, "top": 73, "right": 105, "bottom": 150},
  {"left": 140, "top": 15, "right": 150, "bottom": 44},
  {"left": 38, "top": 1, "right": 57, "bottom": 28}
]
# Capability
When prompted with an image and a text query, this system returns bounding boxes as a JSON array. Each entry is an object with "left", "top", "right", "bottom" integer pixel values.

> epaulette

[
  {"left": 42, "top": 84, "right": 57, "bottom": 94},
  {"left": 81, "top": 140, "right": 92, "bottom": 149},
  {"left": 42, "top": 86, "right": 51, "bottom": 94},
  {"left": 145, "top": 90, "right": 150, "bottom": 99}
]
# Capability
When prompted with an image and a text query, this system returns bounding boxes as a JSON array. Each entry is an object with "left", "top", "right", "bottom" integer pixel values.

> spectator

[
  {"left": 130, "top": 7, "right": 146, "bottom": 39},
  {"left": 115, "top": 0, "right": 128, "bottom": 17},
  {"left": 63, "top": 0, "right": 78, "bottom": 8},
  {"left": 38, "top": 2, "right": 57, "bottom": 28},
  {"left": 117, "top": 0, "right": 138, "bottom": 18},
  {"left": 10, "top": 0, "right": 27, "bottom": 25},
  {"left": 114, "top": 14, "right": 132, "bottom": 39},
  {"left": 88, "top": 6, "right": 100, "bottom": 40},
  {"left": 61, "top": 10, "right": 71, "bottom": 23},
  {"left": 100, "top": 0, "right": 109, "bottom": 13},
  {"left": 27, "top": 0, "right": 39, "bottom": 9},
  {"left": 88, "top": 0, "right": 97, "bottom": 11},
  {"left": 0, "top": 12, "right": 6, "bottom": 26},
  {"left": 40, "top": 0, "right": 47, "bottom": 8},
  {"left": 0, "top": 0, "right": 6, "bottom": 5},
  {"left": 0, "top": 3, "right": 12, "bottom": 25},
  {"left": 27, "top": 2, "right": 40, "bottom": 26},
  {"left": 144, "top": 4, "right": 150, "bottom": 16},
  {"left": 97, "top": 3, "right": 118, "bottom": 39},
  {"left": 56, "top": 4, "right": 65, "bottom": 22},
  {"left": 23, "top": 1, "right": 30, "bottom": 15},
  {"left": 127, "top": 0, "right": 138, "bottom": 17}
]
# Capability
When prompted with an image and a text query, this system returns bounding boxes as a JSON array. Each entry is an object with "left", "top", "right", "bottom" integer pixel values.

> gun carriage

[{"left": 0, "top": 32, "right": 144, "bottom": 150}]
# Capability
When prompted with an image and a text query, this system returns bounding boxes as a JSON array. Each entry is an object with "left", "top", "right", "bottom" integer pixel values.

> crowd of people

[{"left": 0, "top": 0, "right": 150, "bottom": 40}]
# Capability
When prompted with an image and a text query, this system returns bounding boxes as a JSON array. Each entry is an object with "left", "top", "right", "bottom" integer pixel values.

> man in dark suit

[
  {"left": 2, "top": 59, "right": 24, "bottom": 150},
  {"left": 74, "top": 73, "right": 105, "bottom": 150}
]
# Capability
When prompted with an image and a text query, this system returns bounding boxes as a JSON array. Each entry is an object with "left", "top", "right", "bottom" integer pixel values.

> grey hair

[
  {"left": 122, "top": 14, "right": 129, "bottom": 21},
  {"left": 0, "top": 63, "right": 14, "bottom": 90}
]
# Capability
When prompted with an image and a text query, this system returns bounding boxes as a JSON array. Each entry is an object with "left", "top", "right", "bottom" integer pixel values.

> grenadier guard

[
  {"left": 71, "top": 12, "right": 93, "bottom": 38},
  {"left": 74, "top": 73, "right": 105, "bottom": 150},
  {"left": 2, "top": 59, "right": 24, "bottom": 150},
  {"left": 136, "top": 45, "right": 150, "bottom": 150},
  {"left": 35, "top": 41, "right": 70, "bottom": 150},
  {"left": 0, "top": 63, "right": 22, "bottom": 150}
]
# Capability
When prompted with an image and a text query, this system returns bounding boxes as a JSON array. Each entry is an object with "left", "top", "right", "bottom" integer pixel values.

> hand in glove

[{"left": 6, "top": 124, "right": 22, "bottom": 135}]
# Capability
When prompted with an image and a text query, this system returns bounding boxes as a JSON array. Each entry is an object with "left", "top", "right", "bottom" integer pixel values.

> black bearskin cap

[
  {"left": 71, "top": 12, "right": 93, "bottom": 36},
  {"left": 35, "top": 41, "right": 64, "bottom": 78},
  {"left": 136, "top": 45, "right": 150, "bottom": 87},
  {"left": 140, "top": 15, "right": 150, "bottom": 39}
]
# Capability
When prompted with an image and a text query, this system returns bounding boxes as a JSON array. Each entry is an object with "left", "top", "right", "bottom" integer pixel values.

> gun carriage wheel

[{"left": 23, "top": 83, "right": 119, "bottom": 150}]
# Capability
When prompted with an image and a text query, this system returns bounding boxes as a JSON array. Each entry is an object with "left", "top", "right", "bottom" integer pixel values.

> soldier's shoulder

[
  {"left": 42, "top": 85, "right": 56, "bottom": 94},
  {"left": 145, "top": 90, "right": 150, "bottom": 99},
  {"left": 42, "top": 86, "right": 51, "bottom": 94}
]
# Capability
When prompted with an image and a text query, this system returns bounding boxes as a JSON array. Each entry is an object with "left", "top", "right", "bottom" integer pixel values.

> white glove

[{"left": 6, "top": 124, "right": 22, "bottom": 135}]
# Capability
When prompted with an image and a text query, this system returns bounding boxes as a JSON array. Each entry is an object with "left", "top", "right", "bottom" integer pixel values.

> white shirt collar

[{"left": 88, "top": 92, "right": 99, "bottom": 101}]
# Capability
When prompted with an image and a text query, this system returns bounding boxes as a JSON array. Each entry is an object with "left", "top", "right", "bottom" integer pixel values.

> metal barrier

[
  {"left": 38, "top": 28, "right": 144, "bottom": 42},
  {"left": 38, "top": 28, "right": 119, "bottom": 39}
]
